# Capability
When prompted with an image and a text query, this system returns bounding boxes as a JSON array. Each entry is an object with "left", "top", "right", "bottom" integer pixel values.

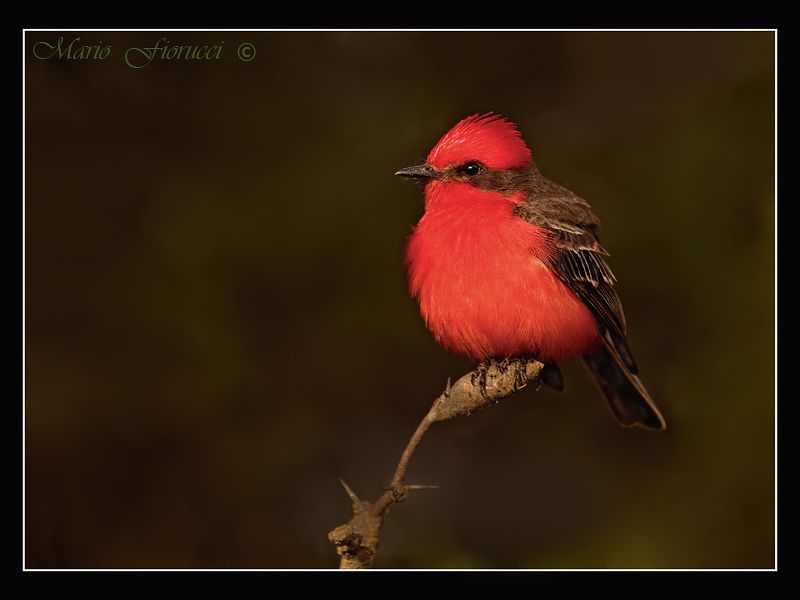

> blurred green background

[{"left": 24, "top": 31, "right": 774, "bottom": 569}]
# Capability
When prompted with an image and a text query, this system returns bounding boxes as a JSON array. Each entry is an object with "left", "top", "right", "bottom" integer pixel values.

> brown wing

[{"left": 514, "top": 192, "right": 638, "bottom": 373}]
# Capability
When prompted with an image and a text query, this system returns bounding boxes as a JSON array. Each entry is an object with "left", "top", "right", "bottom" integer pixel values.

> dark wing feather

[
  {"left": 514, "top": 191, "right": 638, "bottom": 373},
  {"left": 548, "top": 226, "right": 625, "bottom": 335}
]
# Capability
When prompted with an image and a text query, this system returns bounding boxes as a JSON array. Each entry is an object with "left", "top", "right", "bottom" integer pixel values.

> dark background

[{"left": 25, "top": 31, "right": 775, "bottom": 568}]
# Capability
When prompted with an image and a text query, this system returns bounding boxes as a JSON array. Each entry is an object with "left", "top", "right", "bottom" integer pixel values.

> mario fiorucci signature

[{"left": 32, "top": 37, "right": 228, "bottom": 68}]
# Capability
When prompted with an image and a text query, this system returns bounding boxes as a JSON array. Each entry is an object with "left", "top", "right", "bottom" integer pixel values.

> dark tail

[{"left": 582, "top": 336, "right": 666, "bottom": 431}]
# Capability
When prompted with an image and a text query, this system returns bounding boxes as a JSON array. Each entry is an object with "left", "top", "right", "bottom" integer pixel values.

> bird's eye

[{"left": 459, "top": 161, "right": 483, "bottom": 177}]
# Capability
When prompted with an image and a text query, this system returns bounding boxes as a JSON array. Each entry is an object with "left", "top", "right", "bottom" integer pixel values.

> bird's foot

[
  {"left": 472, "top": 357, "right": 531, "bottom": 398},
  {"left": 511, "top": 358, "right": 532, "bottom": 390},
  {"left": 471, "top": 359, "right": 496, "bottom": 399}
]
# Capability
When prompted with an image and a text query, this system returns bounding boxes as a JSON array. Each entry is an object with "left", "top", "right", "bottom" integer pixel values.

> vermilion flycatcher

[{"left": 397, "top": 114, "right": 665, "bottom": 430}]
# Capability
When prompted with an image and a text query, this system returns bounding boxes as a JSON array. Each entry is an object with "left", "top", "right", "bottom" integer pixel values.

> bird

[{"left": 396, "top": 113, "right": 665, "bottom": 430}]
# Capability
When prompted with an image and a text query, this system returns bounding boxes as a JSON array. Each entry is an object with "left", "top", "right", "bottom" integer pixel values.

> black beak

[{"left": 394, "top": 163, "right": 437, "bottom": 179}]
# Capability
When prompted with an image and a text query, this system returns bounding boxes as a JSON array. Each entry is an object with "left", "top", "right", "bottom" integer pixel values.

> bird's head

[{"left": 395, "top": 113, "right": 533, "bottom": 189}]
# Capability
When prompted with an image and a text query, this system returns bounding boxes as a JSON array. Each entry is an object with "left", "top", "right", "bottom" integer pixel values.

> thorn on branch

[
  {"left": 405, "top": 484, "right": 440, "bottom": 491},
  {"left": 339, "top": 479, "right": 361, "bottom": 508}
]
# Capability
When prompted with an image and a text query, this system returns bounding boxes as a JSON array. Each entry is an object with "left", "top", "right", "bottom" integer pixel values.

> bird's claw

[
  {"left": 471, "top": 359, "right": 493, "bottom": 399},
  {"left": 472, "top": 357, "right": 536, "bottom": 398}
]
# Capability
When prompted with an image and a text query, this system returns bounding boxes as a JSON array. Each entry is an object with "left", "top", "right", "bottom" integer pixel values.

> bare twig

[{"left": 327, "top": 358, "right": 543, "bottom": 569}]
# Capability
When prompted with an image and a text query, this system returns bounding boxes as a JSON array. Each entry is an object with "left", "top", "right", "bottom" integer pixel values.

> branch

[{"left": 327, "top": 358, "right": 543, "bottom": 569}]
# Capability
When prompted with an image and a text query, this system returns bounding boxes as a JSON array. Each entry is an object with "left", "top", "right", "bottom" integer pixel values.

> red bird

[{"left": 397, "top": 113, "right": 665, "bottom": 430}]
